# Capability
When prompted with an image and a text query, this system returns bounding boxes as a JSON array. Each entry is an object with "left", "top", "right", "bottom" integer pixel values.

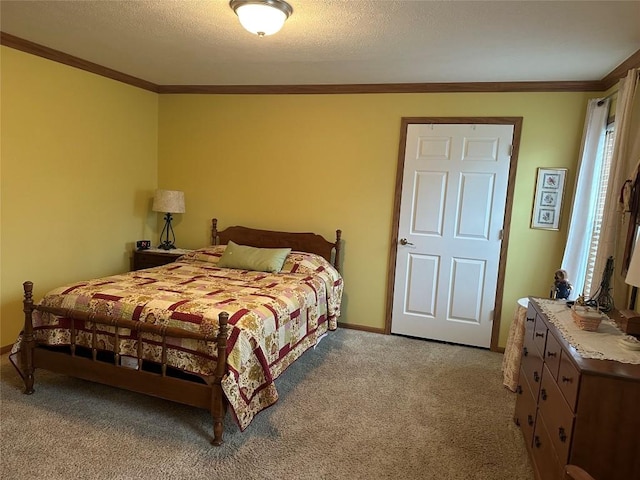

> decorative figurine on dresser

[{"left": 552, "top": 269, "right": 572, "bottom": 299}]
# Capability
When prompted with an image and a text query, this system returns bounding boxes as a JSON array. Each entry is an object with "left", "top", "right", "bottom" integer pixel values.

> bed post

[
  {"left": 334, "top": 229, "right": 342, "bottom": 272},
  {"left": 212, "top": 218, "right": 219, "bottom": 246},
  {"left": 22, "top": 281, "right": 36, "bottom": 394},
  {"left": 211, "top": 311, "right": 229, "bottom": 446}
]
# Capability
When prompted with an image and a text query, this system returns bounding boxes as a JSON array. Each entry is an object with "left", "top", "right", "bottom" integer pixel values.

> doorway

[{"left": 386, "top": 117, "right": 522, "bottom": 350}]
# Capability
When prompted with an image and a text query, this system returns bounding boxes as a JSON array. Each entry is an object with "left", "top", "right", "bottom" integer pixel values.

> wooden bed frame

[{"left": 18, "top": 219, "right": 341, "bottom": 446}]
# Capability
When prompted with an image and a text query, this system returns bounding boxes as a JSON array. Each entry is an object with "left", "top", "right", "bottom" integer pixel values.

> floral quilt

[{"left": 11, "top": 246, "right": 343, "bottom": 430}]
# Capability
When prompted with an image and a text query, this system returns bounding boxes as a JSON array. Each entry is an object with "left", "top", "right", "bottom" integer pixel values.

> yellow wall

[
  {"left": 0, "top": 47, "right": 159, "bottom": 345},
  {"left": 1, "top": 44, "right": 607, "bottom": 350},
  {"left": 157, "top": 92, "right": 595, "bottom": 347}
]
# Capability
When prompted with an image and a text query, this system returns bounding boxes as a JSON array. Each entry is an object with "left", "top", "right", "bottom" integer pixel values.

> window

[
  {"left": 561, "top": 99, "right": 613, "bottom": 300},
  {"left": 583, "top": 122, "right": 615, "bottom": 296}
]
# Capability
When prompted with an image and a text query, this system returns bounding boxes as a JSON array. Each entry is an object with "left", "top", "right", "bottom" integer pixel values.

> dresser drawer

[
  {"left": 521, "top": 331, "right": 544, "bottom": 397},
  {"left": 544, "top": 331, "right": 562, "bottom": 381},
  {"left": 531, "top": 413, "right": 564, "bottom": 480},
  {"left": 525, "top": 304, "right": 536, "bottom": 333},
  {"left": 533, "top": 314, "right": 548, "bottom": 357},
  {"left": 539, "top": 364, "right": 574, "bottom": 463},
  {"left": 514, "top": 366, "right": 538, "bottom": 448},
  {"left": 558, "top": 350, "right": 580, "bottom": 410}
]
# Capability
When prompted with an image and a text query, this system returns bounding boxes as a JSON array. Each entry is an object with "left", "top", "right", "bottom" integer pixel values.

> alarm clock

[{"left": 136, "top": 240, "right": 151, "bottom": 250}]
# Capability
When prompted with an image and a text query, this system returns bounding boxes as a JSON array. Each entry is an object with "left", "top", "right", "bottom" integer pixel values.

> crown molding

[
  {"left": 157, "top": 81, "right": 605, "bottom": 94},
  {"left": 601, "top": 48, "right": 640, "bottom": 90},
  {"left": 0, "top": 32, "right": 159, "bottom": 93},
  {"left": 1, "top": 32, "right": 635, "bottom": 95}
]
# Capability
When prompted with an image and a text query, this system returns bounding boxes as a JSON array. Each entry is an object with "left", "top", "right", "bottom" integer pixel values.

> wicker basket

[{"left": 571, "top": 306, "right": 603, "bottom": 331}]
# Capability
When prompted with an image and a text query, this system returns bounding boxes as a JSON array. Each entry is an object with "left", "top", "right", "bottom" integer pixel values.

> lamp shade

[
  {"left": 626, "top": 245, "right": 640, "bottom": 288},
  {"left": 230, "top": 0, "right": 292, "bottom": 36},
  {"left": 152, "top": 190, "right": 185, "bottom": 214}
]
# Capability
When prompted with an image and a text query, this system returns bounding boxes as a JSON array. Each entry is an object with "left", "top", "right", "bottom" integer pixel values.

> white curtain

[
  {"left": 561, "top": 98, "right": 610, "bottom": 298},
  {"left": 593, "top": 68, "right": 639, "bottom": 308}
]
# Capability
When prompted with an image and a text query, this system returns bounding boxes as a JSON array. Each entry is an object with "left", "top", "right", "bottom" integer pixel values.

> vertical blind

[{"left": 584, "top": 123, "right": 615, "bottom": 296}]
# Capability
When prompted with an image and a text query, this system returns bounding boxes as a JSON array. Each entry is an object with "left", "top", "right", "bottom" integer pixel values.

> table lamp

[
  {"left": 152, "top": 189, "right": 185, "bottom": 250},
  {"left": 621, "top": 246, "right": 640, "bottom": 334}
]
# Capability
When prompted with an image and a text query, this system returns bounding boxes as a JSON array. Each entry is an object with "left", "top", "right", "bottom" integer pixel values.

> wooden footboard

[{"left": 20, "top": 281, "right": 231, "bottom": 446}]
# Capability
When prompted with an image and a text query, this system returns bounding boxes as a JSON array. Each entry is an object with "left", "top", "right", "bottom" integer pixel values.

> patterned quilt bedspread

[{"left": 12, "top": 246, "right": 343, "bottom": 430}]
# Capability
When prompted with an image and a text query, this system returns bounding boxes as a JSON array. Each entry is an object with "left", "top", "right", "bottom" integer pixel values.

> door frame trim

[{"left": 385, "top": 117, "right": 524, "bottom": 351}]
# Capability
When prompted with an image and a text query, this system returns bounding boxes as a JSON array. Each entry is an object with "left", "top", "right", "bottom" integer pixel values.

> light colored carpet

[{"left": 1, "top": 329, "right": 534, "bottom": 480}]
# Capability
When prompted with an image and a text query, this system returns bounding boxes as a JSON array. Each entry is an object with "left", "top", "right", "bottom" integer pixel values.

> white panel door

[{"left": 391, "top": 123, "right": 513, "bottom": 348}]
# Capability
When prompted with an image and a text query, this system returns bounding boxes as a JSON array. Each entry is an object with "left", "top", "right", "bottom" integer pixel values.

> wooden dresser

[{"left": 514, "top": 298, "right": 640, "bottom": 480}]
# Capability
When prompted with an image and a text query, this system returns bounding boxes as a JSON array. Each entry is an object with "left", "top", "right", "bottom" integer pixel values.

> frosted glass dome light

[{"left": 230, "top": 0, "right": 293, "bottom": 37}]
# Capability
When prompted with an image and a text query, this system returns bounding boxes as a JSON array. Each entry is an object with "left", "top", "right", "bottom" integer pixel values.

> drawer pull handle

[
  {"left": 559, "top": 427, "right": 567, "bottom": 442},
  {"left": 540, "top": 388, "right": 548, "bottom": 401},
  {"left": 534, "top": 436, "right": 542, "bottom": 448},
  {"left": 523, "top": 347, "right": 528, "bottom": 357},
  {"left": 516, "top": 385, "right": 523, "bottom": 394},
  {"left": 527, "top": 414, "right": 534, "bottom": 426},
  {"left": 547, "top": 351, "right": 557, "bottom": 358},
  {"left": 535, "top": 332, "right": 545, "bottom": 338},
  {"left": 561, "top": 376, "right": 573, "bottom": 383},
  {"left": 533, "top": 371, "right": 540, "bottom": 383},
  {"left": 526, "top": 317, "right": 534, "bottom": 322}
]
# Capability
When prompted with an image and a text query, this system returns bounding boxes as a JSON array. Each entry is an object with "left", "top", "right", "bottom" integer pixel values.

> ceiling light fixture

[{"left": 230, "top": 0, "right": 293, "bottom": 37}]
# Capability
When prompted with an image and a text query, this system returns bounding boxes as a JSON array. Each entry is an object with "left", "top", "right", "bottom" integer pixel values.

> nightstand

[{"left": 132, "top": 248, "right": 190, "bottom": 271}]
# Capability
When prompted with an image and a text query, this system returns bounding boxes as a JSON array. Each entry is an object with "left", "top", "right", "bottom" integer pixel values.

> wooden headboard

[{"left": 211, "top": 219, "right": 341, "bottom": 271}]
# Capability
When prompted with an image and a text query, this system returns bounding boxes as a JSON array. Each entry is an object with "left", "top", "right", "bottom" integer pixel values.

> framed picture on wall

[{"left": 531, "top": 167, "right": 567, "bottom": 230}]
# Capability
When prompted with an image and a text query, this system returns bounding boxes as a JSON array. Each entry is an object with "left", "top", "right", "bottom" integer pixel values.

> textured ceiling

[{"left": 1, "top": 0, "right": 639, "bottom": 86}]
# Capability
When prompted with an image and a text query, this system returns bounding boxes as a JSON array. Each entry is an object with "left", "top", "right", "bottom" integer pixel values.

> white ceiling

[{"left": 1, "top": 0, "right": 639, "bottom": 86}]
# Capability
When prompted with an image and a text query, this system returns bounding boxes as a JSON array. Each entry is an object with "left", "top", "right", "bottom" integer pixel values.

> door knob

[{"left": 399, "top": 238, "right": 414, "bottom": 246}]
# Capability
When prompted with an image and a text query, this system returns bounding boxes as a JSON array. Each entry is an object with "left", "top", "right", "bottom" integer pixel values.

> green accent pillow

[{"left": 217, "top": 241, "right": 291, "bottom": 273}]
